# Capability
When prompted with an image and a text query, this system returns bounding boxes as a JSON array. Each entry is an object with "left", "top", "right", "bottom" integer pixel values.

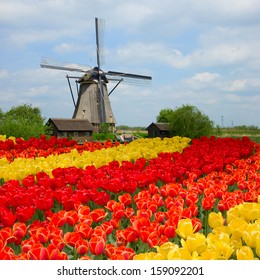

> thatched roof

[
  {"left": 48, "top": 118, "right": 95, "bottom": 131},
  {"left": 146, "top": 122, "right": 170, "bottom": 131}
]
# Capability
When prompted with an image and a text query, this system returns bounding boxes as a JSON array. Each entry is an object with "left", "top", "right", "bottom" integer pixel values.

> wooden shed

[
  {"left": 47, "top": 118, "right": 95, "bottom": 143},
  {"left": 146, "top": 122, "right": 170, "bottom": 138}
]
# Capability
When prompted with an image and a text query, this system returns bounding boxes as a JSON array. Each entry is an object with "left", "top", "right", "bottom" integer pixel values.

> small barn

[
  {"left": 47, "top": 118, "right": 95, "bottom": 143},
  {"left": 146, "top": 122, "right": 170, "bottom": 138}
]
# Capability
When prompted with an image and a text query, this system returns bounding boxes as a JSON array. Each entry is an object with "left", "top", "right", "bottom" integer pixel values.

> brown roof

[
  {"left": 48, "top": 118, "right": 94, "bottom": 131},
  {"left": 146, "top": 122, "right": 170, "bottom": 131}
]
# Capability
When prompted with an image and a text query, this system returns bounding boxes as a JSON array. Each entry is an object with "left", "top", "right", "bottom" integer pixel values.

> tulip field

[{"left": 0, "top": 134, "right": 260, "bottom": 260}]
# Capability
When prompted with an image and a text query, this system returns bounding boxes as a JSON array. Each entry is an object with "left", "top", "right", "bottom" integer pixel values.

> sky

[{"left": 0, "top": 0, "right": 260, "bottom": 128}]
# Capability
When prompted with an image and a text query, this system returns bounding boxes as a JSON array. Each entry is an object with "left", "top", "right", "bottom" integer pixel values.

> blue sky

[{"left": 0, "top": 0, "right": 260, "bottom": 127}]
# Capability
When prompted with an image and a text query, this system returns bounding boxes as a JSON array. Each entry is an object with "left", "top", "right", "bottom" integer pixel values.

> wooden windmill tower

[{"left": 41, "top": 18, "right": 152, "bottom": 132}]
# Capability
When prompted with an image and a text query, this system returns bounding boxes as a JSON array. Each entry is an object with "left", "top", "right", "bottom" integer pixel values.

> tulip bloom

[
  {"left": 75, "top": 239, "right": 89, "bottom": 255},
  {"left": 89, "top": 236, "right": 106, "bottom": 255},
  {"left": 168, "top": 247, "right": 192, "bottom": 260},
  {"left": 236, "top": 246, "right": 255, "bottom": 260},
  {"left": 238, "top": 202, "right": 260, "bottom": 222},
  {"left": 28, "top": 244, "right": 49, "bottom": 260},
  {"left": 181, "top": 233, "right": 207, "bottom": 255},
  {"left": 208, "top": 212, "right": 224, "bottom": 229},
  {"left": 207, "top": 240, "right": 233, "bottom": 260},
  {"left": 176, "top": 219, "right": 194, "bottom": 239},
  {"left": 155, "top": 242, "right": 178, "bottom": 259},
  {"left": 89, "top": 208, "right": 107, "bottom": 223},
  {"left": 134, "top": 252, "right": 163, "bottom": 260}
]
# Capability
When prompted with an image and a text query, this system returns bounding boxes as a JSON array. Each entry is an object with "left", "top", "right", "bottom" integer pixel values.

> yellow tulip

[
  {"left": 238, "top": 202, "right": 260, "bottom": 222},
  {"left": 167, "top": 248, "right": 192, "bottom": 260},
  {"left": 208, "top": 240, "right": 234, "bottom": 260},
  {"left": 198, "top": 249, "right": 216, "bottom": 260},
  {"left": 212, "top": 225, "right": 231, "bottom": 235},
  {"left": 181, "top": 233, "right": 207, "bottom": 255},
  {"left": 256, "top": 236, "right": 260, "bottom": 258},
  {"left": 230, "top": 234, "right": 243, "bottom": 251},
  {"left": 236, "top": 246, "right": 255, "bottom": 260},
  {"left": 242, "top": 224, "right": 260, "bottom": 248},
  {"left": 133, "top": 252, "right": 163, "bottom": 260},
  {"left": 0, "top": 134, "right": 7, "bottom": 141},
  {"left": 228, "top": 218, "right": 248, "bottom": 237},
  {"left": 155, "top": 242, "right": 178, "bottom": 259},
  {"left": 207, "top": 232, "right": 230, "bottom": 245},
  {"left": 176, "top": 218, "right": 194, "bottom": 239},
  {"left": 226, "top": 206, "right": 240, "bottom": 223},
  {"left": 208, "top": 212, "right": 224, "bottom": 229}
]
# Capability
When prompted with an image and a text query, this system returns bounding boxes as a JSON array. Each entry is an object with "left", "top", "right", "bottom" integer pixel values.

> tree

[
  {"left": 156, "top": 108, "right": 174, "bottom": 123},
  {"left": 158, "top": 105, "right": 214, "bottom": 138},
  {"left": 0, "top": 104, "right": 48, "bottom": 139}
]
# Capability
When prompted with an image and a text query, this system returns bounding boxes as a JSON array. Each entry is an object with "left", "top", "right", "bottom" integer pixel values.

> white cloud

[
  {"left": 192, "top": 72, "right": 221, "bottom": 83},
  {"left": 0, "top": 69, "right": 9, "bottom": 79},
  {"left": 226, "top": 79, "right": 247, "bottom": 92}
]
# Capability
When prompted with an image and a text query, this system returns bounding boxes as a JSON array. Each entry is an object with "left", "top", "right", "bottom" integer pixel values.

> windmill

[{"left": 41, "top": 18, "right": 152, "bottom": 132}]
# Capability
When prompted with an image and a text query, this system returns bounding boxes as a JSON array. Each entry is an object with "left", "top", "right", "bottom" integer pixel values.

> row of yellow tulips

[{"left": 0, "top": 136, "right": 190, "bottom": 181}]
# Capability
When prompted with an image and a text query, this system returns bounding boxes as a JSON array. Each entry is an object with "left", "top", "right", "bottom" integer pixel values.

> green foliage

[
  {"left": 157, "top": 105, "right": 214, "bottom": 139},
  {"left": 156, "top": 108, "right": 174, "bottom": 123},
  {"left": 93, "top": 132, "right": 116, "bottom": 141},
  {"left": 0, "top": 104, "right": 48, "bottom": 140},
  {"left": 169, "top": 105, "right": 214, "bottom": 138},
  {"left": 93, "top": 123, "right": 117, "bottom": 141}
]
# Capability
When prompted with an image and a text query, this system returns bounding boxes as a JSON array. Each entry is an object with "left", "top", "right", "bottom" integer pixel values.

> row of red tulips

[
  {"left": 0, "top": 136, "right": 258, "bottom": 259},
  {"left": 0, "top": 135, "right": 120, "bottom": 162}
]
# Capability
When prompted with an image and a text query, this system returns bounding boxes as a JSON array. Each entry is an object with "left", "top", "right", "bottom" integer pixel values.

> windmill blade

[
  {"left": 107, "top": 70, "right": 152, "bottom": 80},
  {"left": 95, "top": 17, "right": 106, "bottom": 124},
  {"left": 106, "top": 70, "right": 152, "bottom": 86},
  {"left": 40, "top": 57, "right": 90, "bottom": 73},
  {"left": 95, "top": 17, "right": 105, "bottom": 69}
]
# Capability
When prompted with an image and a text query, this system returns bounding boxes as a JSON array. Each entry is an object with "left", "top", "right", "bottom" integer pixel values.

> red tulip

[
  {"left": 22, "top": 174, "right": 35, "bottom": 188},
  {"left": 191, "top": 217, "right": 202, "bottom": 232},
  {"left": 50, "top": 236, "right": 65, "bottom": 251},
  {"left": 164, "top": 222, "right": 176, "bottom": 238},
  {"left": 28, "top": 243, "right": 49, "bottom": 260},
  {"left": 64, "top": 232, "right": 81, "bottom": 247},
  {"left": 0, "top": 227, "right": 13, "bottom": 243},
  {"left": 154, "top": 211, "right": 166, "bottom": 223},
  {"left": 12, "top": 222, "right": 27, "bottom": 239},
  {"left": 124, "top": 207, "right": 135, "bottom": 219},
  {"left": 121, "top": 227, "right": 138, "bottom": 243},
  {"left": 101, "top": 221, "right": 114, "bottom": 235},
  {"left": 47, "top": 244, "right": 68, "bottom": 260},
  {"left": 110, "top": 253, "right": 125, "bottom": 260},
  {"left": 89, "top": 236, "right": 106, "bottom": 255},
  {"left": 89, "top": 208, "right": 107, "bottom": 223},
  {"left": 92, "top": 228, "right": 106, "bottom": 241},
  {"left": 64, "top": 210, "right": 79, "bottom": 226},
  {"left": 75, "top": 223, "right": 94, "bottom": 239},
  {"left": 147, "top": 231, "right": 159, "bottom": 247},
  {"left": 75, "top": 239, "right": 89, "bottom": 255},
  {"left": 118, "top": 193, "right": 132, "bottom": 206},
  {"left": 0, "top": 208, "right": 16, "bottom": 227},
  {"left": 35, "top": 227, "right": 50, "bottom": 244},
  {"left": 16, "top": 205, "right": 36, "bottom": 223},
  {"left": 202, "top": 196, "right": 214, "bottom": 210}
]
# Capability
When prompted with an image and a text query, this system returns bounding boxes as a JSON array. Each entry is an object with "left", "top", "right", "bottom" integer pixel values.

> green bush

[
  {"left": 170, "top": 105, "right": 214, "bottom": 138},
  {"left": 0, "top": 104, "right": 48, "bottom": 140}
]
